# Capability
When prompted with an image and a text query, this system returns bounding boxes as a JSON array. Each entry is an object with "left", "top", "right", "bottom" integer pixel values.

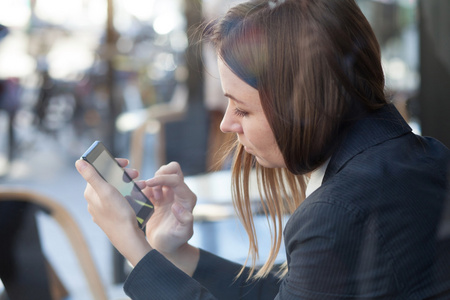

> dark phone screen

[{"left": 82, "top": 141, "right": 153, "bottom": 228}]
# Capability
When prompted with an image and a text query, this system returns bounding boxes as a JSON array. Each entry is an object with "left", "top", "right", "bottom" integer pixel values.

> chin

[
  {"left": 255, "top": 157, "right": 281, "bottom": 169},
  {"left": 255, "top": 156, "right": 286, "bottom": 169}
]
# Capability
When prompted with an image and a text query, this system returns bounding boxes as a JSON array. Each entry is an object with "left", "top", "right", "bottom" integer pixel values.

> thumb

[{"left": 75, "top": 159, "right": 107, "bottom": 191}]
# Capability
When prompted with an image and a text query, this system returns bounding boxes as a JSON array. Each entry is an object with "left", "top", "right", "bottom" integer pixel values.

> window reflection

[{"left": 357, "top": 0, "right": 420, "bottom": 132}]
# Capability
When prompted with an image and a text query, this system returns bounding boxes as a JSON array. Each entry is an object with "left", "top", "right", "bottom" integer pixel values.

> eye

[{"left": 233, "top": 107, "right": 248, "bottom": 117}]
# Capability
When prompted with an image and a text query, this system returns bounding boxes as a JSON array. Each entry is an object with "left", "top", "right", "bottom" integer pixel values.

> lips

[{"left": 239, "top": 138, "right": 253, "bottom": 155}]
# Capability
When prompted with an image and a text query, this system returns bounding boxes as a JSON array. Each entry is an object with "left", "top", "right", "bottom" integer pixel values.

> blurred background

[{"left": 0, "top": 0, "right": 449, "bottom": 299}]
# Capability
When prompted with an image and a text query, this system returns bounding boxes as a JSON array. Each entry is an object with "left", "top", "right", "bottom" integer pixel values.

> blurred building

[
  {"left": 1, "top": 0, "right": 449, "bottom": 175},
  {"left": 0, "top": 1, "right": 449, "bottom": 299},
  {"left": 419, "top": 0, "right": 450, "bottom": 148}
]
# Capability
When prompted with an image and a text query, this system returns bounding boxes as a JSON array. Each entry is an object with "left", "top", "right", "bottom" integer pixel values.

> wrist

[{"left": 111, "top": 223, "right": 153, "bottom": 267}]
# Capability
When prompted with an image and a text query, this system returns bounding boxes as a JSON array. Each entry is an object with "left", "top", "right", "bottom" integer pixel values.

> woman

[{"left": 76, "top": 0, "right": 450, "bottom": 298}]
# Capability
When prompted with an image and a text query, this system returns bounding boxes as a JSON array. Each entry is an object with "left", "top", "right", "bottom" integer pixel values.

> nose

[{"left": 220, "top": 104, "right": 242, "bottom": 134}]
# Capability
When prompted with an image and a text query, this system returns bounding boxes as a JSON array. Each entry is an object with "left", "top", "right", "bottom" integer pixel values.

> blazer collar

[{"left": 323, "top": 103, "right": 412, "bottom": 182}]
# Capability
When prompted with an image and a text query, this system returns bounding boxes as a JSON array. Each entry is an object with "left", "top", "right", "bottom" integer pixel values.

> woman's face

[{"left": 218, "top": 59, "right": 285, "bottom": 168}]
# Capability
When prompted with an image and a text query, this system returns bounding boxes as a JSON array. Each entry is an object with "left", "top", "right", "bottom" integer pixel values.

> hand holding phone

[{"left": 81, "top": 141, "right": 154, "bottom": 229}]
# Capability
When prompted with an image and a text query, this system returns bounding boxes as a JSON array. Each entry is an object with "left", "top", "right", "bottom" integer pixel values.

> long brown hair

[{"left": 204, "top": 0, "right": 387, "bottom": 279}]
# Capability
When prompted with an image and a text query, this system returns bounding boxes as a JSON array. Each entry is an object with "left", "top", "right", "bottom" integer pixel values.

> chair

[
  {"left": 116, "top": 83, "right": 188, "bottom": 169},
  {"left": 0, "top": 188, "right": 108, "bottom": 300}
]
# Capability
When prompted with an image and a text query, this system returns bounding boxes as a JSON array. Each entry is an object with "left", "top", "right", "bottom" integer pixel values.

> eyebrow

[{"left": 224, "top": 93, "right": 246, "bottom": 106}]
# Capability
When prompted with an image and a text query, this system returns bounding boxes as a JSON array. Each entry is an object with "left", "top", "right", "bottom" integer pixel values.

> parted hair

[{"left": 203, "top": 0, "right": 387, "bottom": 279}]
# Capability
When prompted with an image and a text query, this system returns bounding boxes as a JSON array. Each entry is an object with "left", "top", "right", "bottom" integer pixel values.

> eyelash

[{"left": 233, "top": 107, "right": 248, "bottom": 117}]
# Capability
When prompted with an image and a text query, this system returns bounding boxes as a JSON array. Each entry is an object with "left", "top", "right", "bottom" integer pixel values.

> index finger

[
  {"left": 154, "top": 162, "right": 183, "bottom": 177},
  {"left": 145, "top": 174, "right": 182, "bottom": 189}
]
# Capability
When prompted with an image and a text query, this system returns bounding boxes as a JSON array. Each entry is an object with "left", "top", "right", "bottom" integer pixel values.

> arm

[
  {"left": 124, "top": 248, "right": 281, "bottom": 300},
  {"left": 124, "top": 250, "right": 216, "bottom": 300},
  {"left": 76, "top": 159, "right": 280, "bottom": 299},
  {"left": 193, "top": 249, "right": 281, "bottom": 300}
]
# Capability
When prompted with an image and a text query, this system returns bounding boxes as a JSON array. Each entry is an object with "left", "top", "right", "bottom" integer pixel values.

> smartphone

[{"left": 81, "top": 141, "right": 153, "bottom": 229}]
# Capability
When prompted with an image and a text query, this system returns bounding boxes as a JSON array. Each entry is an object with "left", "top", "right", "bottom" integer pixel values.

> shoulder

[
  {"left": 324, "top": 104, "right": 450, "bottom": 183},
  {"left": 288, "top": 131, "right": 449, "bottom": 241},
  {"left": 281, "top": 131, "right": 450, "bottom": 297},
  {"left": 319, "top": 131, "right": 449, "bottom": 209}
]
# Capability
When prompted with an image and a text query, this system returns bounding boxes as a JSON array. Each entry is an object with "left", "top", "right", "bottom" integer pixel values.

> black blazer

[{"left": 124, "top": 104, "right": 450, "bottom": 299}]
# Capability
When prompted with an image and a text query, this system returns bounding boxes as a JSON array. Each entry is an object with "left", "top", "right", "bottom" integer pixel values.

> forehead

[{"left": 218, "top": 59, "right": 260, "bottom": 104}]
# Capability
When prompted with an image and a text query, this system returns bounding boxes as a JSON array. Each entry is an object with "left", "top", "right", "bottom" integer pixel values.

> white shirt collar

[{"left": 305, "top": 158, "right": 331, "bottom": 198}]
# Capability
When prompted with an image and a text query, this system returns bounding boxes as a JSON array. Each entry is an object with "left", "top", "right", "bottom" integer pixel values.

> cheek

[
  {"left": 245, "top": 124, "right": 269, "bottom": 146},
  {"left": 261, "top": 128, "right": 285, "bottom": 165},
  {"left": 265, "top": 138, "right": 283, "bottom": 160},
  {"left": 248, "top": 125, "right": 281, "bottom": 155}
]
